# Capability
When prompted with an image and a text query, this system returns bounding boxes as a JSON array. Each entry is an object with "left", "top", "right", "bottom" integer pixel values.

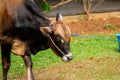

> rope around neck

[{"left": 49, "top": 36, "right": 66, "bottom": 56}]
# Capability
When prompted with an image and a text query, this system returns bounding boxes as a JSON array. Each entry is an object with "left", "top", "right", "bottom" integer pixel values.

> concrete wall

[{"left": 36, "top": 0, "right": 120, "bottom": 17}]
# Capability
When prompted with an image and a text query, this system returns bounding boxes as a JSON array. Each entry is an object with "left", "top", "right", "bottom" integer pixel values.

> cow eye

[
  {"left": 56, "top": 36, "right": 64, "bottom": 43},
  {"left": 61, "top": 39, "right": 64, "bottom": 43}
]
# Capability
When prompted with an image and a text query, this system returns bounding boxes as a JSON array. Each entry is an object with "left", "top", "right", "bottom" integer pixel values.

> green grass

[
  {"left": 71, "top": 34, "right": 119, "bottom": 59},
  {"left": 0, "top": 34, "right": 120, "bottom": 79},
  {"left": 104, "top": 23, "right": 116, "bottom": 30},
  {"left": 0, "top": 49, "right": 61, "bottom": 79}
]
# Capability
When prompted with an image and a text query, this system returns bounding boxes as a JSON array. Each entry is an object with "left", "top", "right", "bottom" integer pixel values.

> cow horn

[
  {"left": 56, "top": 12, "right": 63, "bottom": 21},
  {"left": 56, "top": 13, "right": 71, "bottom": 34}
]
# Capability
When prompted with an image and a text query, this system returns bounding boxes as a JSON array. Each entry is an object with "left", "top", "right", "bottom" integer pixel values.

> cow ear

[
  {"left": 56, "top": 13, "right": 63, "bottom": 21},
  {"left": 40, "top": 27, "right": 52, "bottom": 36}
]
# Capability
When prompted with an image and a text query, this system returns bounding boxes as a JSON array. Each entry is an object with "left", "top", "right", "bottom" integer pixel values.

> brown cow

[{"left": 0, "top": 0, "right": 73, "bottom": 80}]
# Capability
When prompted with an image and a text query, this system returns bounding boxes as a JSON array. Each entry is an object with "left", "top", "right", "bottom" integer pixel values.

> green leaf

[{"left": 42, "top": 0, "right": 51, "bottom": 12}]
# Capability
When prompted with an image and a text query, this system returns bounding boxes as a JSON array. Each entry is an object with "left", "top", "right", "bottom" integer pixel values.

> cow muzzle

[{"left": 62, "top": 52, "right": 73, "bottom": 62}]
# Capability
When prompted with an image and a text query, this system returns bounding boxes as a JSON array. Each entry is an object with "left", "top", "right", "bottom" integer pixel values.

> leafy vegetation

[
  {"left": 41, "top": 0, "right": 51, "bottom": 12},
  {"left": 104, "top": 23, "right": 116, "bottom": 30}
]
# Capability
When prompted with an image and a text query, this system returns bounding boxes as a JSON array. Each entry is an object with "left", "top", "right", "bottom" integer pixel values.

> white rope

[
  {"left": 49, "top": 36, "right": 66, "bottom": 56},
  {"left": 49, "top": 21, "right": 55, "bottom": 27}
]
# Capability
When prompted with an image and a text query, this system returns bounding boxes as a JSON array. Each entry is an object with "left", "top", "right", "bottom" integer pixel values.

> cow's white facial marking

[{"left": 62, "top": 52, "right": 73, "bottom": 62}]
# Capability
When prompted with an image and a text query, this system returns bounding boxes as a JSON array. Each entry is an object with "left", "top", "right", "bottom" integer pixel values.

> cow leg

[
  {"left": 22, "top": 55, "right": 35, "bottom": 80},
  {"left": 1, "top": 43, "right": 11, "bottom": 80}
]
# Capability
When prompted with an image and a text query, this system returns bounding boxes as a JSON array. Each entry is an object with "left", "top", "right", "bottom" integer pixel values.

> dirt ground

[
  {"left": 68, "top": 16, "right": 120, "bottom": 35},
  {"left": 18, "top": 57, "right": 120, "bottom": 80},
  {"left": 50, "top": 12, "right": 120, "bottom": 35},
  {"left": 19, "top": 12, "right": 120, "bottom": 80},
  {"left": 34, "top": 57, "right": 120, "bottom": 80}
]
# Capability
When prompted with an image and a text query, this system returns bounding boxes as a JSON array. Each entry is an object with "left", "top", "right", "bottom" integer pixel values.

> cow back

[{"left": 0, "top": 0, "right": 51, "bottom": 55}]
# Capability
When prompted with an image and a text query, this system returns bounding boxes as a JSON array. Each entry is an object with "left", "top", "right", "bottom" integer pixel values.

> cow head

[{"left": 40, "top": 13, "right": 73, "bottom": 62}]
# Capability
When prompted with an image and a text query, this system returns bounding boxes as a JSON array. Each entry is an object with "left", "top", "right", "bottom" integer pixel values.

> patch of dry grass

[{"left": 35, "top": 57, "right": 120, "bottom": 80}]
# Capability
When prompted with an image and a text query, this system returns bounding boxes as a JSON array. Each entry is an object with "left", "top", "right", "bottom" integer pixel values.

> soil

[
  {"left": 68, "top": 17, "right": 120, "bottom": 35},
  {"left": 19, "top": 57, "right": 120, "bottom": 80},
  {"left": 18, "top": 13, "right": 120, "bottom": 80},
  {"left": 34, "top": 57, "right": 120, "bottom": 80}
]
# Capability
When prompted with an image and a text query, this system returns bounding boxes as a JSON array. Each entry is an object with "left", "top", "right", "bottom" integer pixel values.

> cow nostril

[
  {"left": 62, "top": 53, "right": 73, "bottom": 62},
  {"left": 67, "top": 56, "right": 73, "bottom": 60},
  {"left": 62, "top": 55, "right": 73, "bottom": 62},
  {"left": 66, "top": 53, "right": 73, "bottom": 61}
]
